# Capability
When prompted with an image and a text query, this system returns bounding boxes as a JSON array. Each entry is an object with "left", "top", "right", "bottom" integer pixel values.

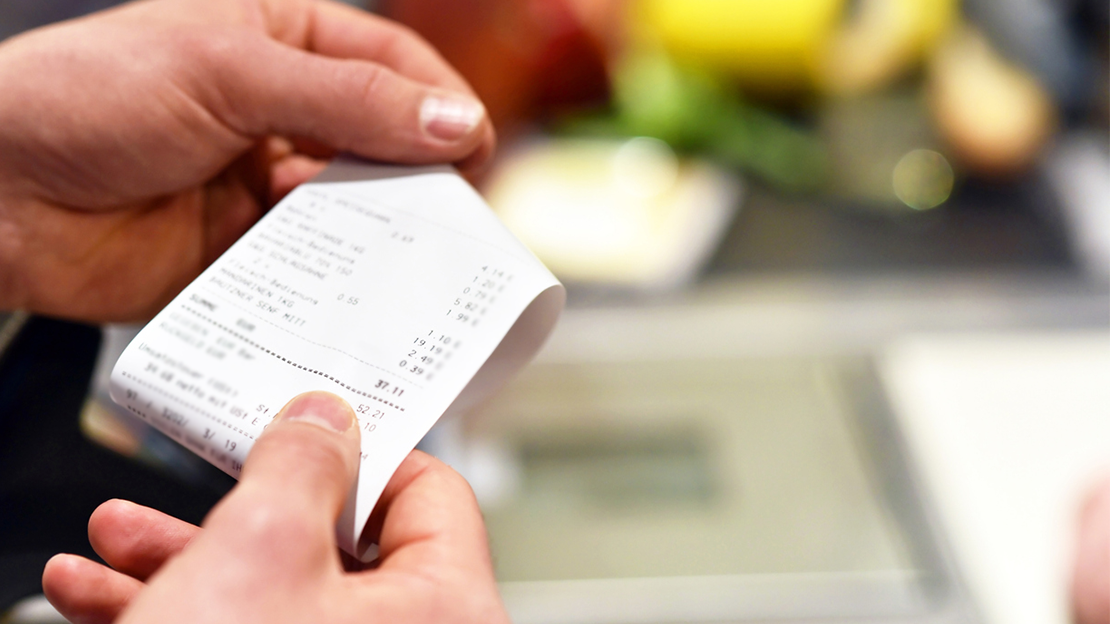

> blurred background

[{"left": 0, "top": 1, "right": 1107, "bottom": 623}]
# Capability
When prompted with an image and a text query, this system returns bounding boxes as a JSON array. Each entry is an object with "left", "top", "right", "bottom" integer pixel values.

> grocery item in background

[{"left": 486, "top": 137, "right": 740, "bottom": 289}]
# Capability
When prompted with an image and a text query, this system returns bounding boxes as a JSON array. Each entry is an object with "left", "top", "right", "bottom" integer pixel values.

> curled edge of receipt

[{"left": 109, "top": 157, "right": 565, "bottom": 560}]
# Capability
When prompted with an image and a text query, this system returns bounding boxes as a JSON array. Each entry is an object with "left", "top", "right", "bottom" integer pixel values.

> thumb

[
  {"left": 202, "top": 391, "right": 361, "bottom": 562},
  {"left": 200, "top": 35, "right": 492, "bottom": 167}
]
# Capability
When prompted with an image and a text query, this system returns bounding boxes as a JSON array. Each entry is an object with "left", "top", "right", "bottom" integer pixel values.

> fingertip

[
  {"left": 419, "top": 92, "right": 486, "bottom": 144},
  {"left": 256, "top": 390, "right": 361, "bottom": 494},
  {"left": 405, "top": 450, "right": 474, "bottom": 493},
  {"left": 269, "top": 154, "right": 328, "bottom": 202},
  {"left": 455, "top": 122, "right": 497, "bottom": 180},
  {"left": 273, "top": 390, "right": 358, "bottom": 435},
  {"left": 88, "top": 499, "right": 137, "bottom": 554},
  {"left": 42, "top": 554, "right": 90, "bottom": 621},
  {"left": 87, "top": 499, "right": 199, "bottom": 581},
  {"left": 219, "top": 391, "right": 361, "bottom": 546},
  {"left": 42, "top": 553, "right": 81, "bottom": 601},
  {"left": 387, "top": 450, "right": 480, "bottom": 512},
  {"left": 372, "top": 450, "right": 492, "bottom": 574},
  {"left": 89, "top": 498, "right": 138, "bottom": 531},
  {"left": 43, "top": 554, "right": 141, "bottom": 624}
]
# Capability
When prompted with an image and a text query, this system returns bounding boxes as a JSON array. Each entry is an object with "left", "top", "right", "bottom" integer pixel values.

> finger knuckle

[
  {"left": 349, "top": 62, "right": 391, "bottom": 110},
  {"left": 175, "top": 28, "right": 245, "bottom": 72},
  {"left": 176, "top": 29, "right": 269, "bottom": 130},
  {"left": 234, "top": 500, "right": 318, "bottom": 553}
]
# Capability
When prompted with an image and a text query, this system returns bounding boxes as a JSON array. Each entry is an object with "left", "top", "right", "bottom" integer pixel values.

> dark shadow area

[{"left": 0, "top": 317, "right": 233, "bottom": 612}]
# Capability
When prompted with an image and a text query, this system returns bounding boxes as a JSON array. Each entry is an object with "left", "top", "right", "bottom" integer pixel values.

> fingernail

[
  {"left": 420, "top": 93, "right": 484, "bottom": 142},
  {"left": 280, "top": 392, "right": 353, "bottom": 433}
]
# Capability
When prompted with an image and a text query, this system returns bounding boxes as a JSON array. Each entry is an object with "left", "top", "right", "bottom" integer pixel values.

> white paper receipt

[{"left": 110, "top": 159, "right": 564, "bottom": 560}]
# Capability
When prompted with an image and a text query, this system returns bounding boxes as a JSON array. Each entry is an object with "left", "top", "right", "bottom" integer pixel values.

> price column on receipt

[{"left": 109, "top": 159, "right": 564, "bottom": 560}]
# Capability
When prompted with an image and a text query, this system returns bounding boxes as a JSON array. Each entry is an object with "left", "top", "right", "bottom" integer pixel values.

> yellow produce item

[
  {"left": 820, "top": 0, "right": 958, "bottom": 93},
  {"left": 635, "top": 0, "right": 843, "bottom": 89},
  {"left": 635, "top": 0, "right": 957, "bottom": 93}
]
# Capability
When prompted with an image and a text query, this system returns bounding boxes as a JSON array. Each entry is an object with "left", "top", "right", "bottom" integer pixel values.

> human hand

[
  {"left": 41, "top": 391, "right": 510, "bottom": 624},
  {"left": 0, "top": 0, "right": 495, "bottom": 323},
  {"left": 1073, "top": 476, "right": 1110, "bottom": 624}
]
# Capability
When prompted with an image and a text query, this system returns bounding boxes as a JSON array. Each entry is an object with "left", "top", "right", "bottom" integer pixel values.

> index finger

[
  {"left": 264, "top": 0, "right": 496, "bottom": 173},
  {"left": 365, "top": 451, "right": 496, "bottom": 579}
]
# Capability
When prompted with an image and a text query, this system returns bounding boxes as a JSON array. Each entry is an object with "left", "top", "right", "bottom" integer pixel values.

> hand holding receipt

[{"left": 109, "top": 158, "right": 564, "bottom": 559}]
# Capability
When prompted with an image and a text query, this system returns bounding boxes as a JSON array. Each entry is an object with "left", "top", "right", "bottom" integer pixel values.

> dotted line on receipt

[
  {"left": 121, "top": 371, "right": 257, "bottom": 439},
  {"left": 202, "top": 286, "right": 415, "bottom": 384},
  {"left": 200, "top": 286, "right": 417, "bottom": 388},
  {"left": 180, "top": 305, "right": 407, "bottom": 412}
]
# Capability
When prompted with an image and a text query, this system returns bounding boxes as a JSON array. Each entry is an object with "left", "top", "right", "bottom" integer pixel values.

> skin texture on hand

[
  {"left": 41, "top": 391, "right": 512, "bottom": 624},
  {"left": 0, "top": 0, "right": 495, "bottom": 323},
  {"left": 1073, "top": 477, "right": 1110, "bottom": 624}
]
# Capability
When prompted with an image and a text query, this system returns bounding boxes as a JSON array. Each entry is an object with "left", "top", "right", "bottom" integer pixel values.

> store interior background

[{"left": 0, "top": 1, "right": 1107, "bottom": 623}]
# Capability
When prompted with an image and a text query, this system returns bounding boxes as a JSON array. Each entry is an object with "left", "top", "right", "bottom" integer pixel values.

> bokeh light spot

[{"left": 892, "top": 149, "right": 954, "bottom": 211}]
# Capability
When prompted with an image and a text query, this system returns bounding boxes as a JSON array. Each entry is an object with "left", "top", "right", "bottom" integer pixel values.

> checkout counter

[{"left": 2, "top": 138, "right": 1106, "bottom": 623}]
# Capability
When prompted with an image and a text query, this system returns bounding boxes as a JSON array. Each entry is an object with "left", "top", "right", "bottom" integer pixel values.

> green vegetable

[{"left": 561, "top": 49, "right": 828, "bottom": 193}]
